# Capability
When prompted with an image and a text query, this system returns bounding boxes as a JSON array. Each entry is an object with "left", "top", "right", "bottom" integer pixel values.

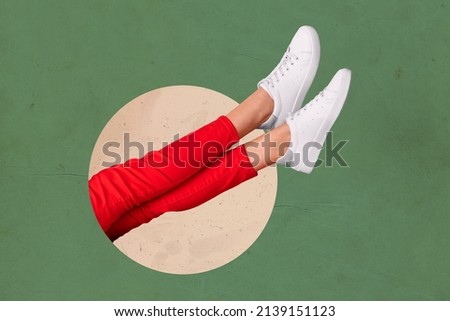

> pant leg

[
  {"left": 89, "top": 115, "right": 239, "bottom": 232},
  {"left": 105, "top": 144, "right": 257, "bottom": 241}
]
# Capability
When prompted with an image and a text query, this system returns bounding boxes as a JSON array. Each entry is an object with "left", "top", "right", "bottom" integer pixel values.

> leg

[
  {"left": 105, "top": 144, "right": 256, "bottom": 241},
  {"left": 244, "top": 123, "right": 291, "bottom": 171},
  {"left": 225, "top": 87, "right": 273, "bottom": 138}
]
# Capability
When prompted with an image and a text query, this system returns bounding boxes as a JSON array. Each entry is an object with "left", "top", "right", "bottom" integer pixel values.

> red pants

[{"left": 88, "top": 116, "right": 257, "bottom": 241}]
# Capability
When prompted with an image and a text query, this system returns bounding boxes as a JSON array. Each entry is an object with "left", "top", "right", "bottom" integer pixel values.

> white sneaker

[
  {"left": 258, "top": 26, "right": 320, "bottom": 130},
  {"left": 277, "top": 68, "right": 352, "bottom": 174}
]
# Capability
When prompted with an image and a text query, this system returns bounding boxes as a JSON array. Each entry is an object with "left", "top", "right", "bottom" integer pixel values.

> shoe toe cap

[
  {"left": 290, "top": 26, "right": 318, "bottom": 53},
  {"left": 327, "top": 68, "right": 352, "bottom": 91}
]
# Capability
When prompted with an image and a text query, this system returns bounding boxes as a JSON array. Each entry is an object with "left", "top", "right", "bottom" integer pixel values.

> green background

[{"left": 1, "top": 0, "right": 449, "bottom": 300}]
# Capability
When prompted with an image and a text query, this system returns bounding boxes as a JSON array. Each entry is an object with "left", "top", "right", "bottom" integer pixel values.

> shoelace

[
  {"left": 288, "top": 91, "right": 325, "bottom": 120},
  {"left": 264, "top": 51, "right": 299, "bottom": 88}
]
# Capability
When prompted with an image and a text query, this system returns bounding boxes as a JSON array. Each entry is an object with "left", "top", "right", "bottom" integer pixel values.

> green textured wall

[{"left": 1, "top": 0, "right": 449, "bottom": 300}]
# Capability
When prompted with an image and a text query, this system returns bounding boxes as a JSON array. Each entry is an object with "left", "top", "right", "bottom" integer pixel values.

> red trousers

[{"left": 88, "top": 116, "right": 257, "bottom": 241}]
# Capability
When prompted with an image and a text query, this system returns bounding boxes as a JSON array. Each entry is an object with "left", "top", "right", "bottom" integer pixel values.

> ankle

[
  {"left": 255, "top": 87, "right": 274, "bottom": 123},
  {"left": 273, "top": 123, "right": 291, "bottom": 160}
]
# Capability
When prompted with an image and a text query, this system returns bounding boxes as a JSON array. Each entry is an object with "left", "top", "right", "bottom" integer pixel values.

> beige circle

[{"left": 89, "top": 85, "right": 277, "bottom": 274}]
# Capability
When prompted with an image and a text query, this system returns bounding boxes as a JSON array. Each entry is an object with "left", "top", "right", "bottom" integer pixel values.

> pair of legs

[
  {"left": 89, "top": 88, "right": 289, "bottom": 241},
  {"left": 89, "top": 25, "right": 352, "bottom": 241}
]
